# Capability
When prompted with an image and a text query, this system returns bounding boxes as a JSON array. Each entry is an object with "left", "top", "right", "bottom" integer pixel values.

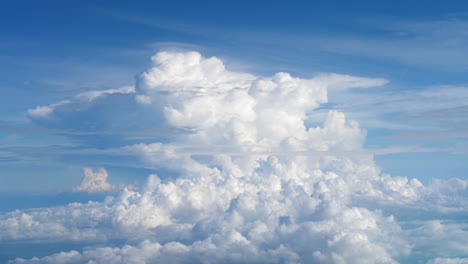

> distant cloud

[
  {"left": 74, "top": 167, "right": 134, "bottom": 193},
  {"left": 73, "top": 168, "right": 114, "bottom": 193}
]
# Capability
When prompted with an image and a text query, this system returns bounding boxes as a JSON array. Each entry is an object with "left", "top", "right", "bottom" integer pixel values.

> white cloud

[
  {"left": 73, "top": 168, "right": 114, "bottom": 193},
  {"left": 3, "top": 51, "right": 467, "bottom": 263},
  {"left": 135, "top": 94, "right": 152, "bottom": 104},
  {"left": 427, "top": 258, "right": 468, "bottom": 264},
  {"left": 73, "top": 167, "right": 135, "bottom": 193},
  {"left": 27, "top": 86, "right": 135, "bottom": 118},
  {"left": 370, "top": 145, "right": 440, "bottom": 155},
  {"left": 75, "top": 85, "right": 135, "bottom": 102},
  {"left": 27, "top": 100, "right": 71, "bottom": 118},
  {"left": 314, "top": 73, "right": 388, "bottom": 91}
]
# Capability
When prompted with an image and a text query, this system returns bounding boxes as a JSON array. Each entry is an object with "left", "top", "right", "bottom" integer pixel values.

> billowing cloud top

[
  {"left": 3, "top": 51, "right": 467, "bottom": 264},
  {"left": 134, "top": 51, "right": 384, "bottom": 154},
  {"left": 73, "top": 167, "right": 114, "bottom": 192},
  {"left": 73, "top": 168, "right": 134, "bottom": 193}
]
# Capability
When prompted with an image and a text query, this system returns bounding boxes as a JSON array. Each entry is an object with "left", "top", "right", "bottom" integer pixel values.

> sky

[{"left": 0, "top": 0, "right": 468, "bottom": 263}]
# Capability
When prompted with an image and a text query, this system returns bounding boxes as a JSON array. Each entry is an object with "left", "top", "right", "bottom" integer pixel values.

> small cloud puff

[
  {"left": 73, "top": 168, "right": 114, "bottom": 193},
  {"left": 74, "top": 167, "right": 133, "bottom": 193}
]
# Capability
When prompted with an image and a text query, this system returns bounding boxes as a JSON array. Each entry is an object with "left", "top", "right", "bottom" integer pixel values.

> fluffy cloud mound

[
  {"left": 3, "top": 51, "right": 468, "bottom": 263},
  {"left": 73, "top": 168, "right": 114, "bottom": 193},
  {"left": 73, "top": 168, "right": 134, "bottom": 193}
]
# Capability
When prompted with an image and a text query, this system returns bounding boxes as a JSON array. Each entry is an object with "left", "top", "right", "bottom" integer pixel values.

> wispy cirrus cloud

[{"left": 27, "top": 85, "right": 135, "bottom": 118}]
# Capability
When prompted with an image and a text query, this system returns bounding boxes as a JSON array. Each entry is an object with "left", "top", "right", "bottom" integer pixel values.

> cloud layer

[{"left": 2, "top": 51, "right": 467, "bottom": 263}]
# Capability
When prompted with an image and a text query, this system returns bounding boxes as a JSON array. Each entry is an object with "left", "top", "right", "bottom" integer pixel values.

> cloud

[
  {"left": 27, "top": 86, "right": 135, "bottom": 118},
  {"left": 2, "top": 51, "right": 467, "bottom": 263},
  {"left": 27, "top": 100, "right": 71, "bottom": 118},
  {"left": 370, "top": 145, "right": 440, "bottom": 155},
  {"left": 73, "top": 167, "right": 135, "bottom": 193},
  {"left": 427, "top": 258, "right": 468, "bottom": 264},
  {"left": 135, "top": 51, "right": 381, "bottom": 155},
  {"left": 75, "top": 86, "right": 135, "bottom": 102},
  {"left": 25, "top": 84, "right": 153, "bottom": 148},
  {"left": 73, "top": 168, "right": 114, "bottom": 193},
  {"left": 314, "top": 73, "right": 388, "bottom": 91}
]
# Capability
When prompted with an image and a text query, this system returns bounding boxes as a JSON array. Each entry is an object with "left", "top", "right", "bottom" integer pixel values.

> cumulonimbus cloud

[{"left": 3, "top": 51, "right": 467, "bottom": 264}]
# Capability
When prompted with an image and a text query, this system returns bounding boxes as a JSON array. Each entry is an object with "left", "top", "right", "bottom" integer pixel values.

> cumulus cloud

[
  {"left": 73, "top": 167, "right": 135, "bottom": 193},
  {"left": 2, "top": 51, "right": 467, "bottom": 263},
  {"left": 73, "top": 168, "right": 114, "bottom": 193}
]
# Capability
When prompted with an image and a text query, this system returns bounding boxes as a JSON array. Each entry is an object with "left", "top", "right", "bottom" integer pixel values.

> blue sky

[{"left": 1, "top": 1, "right": 468, "bottom": 263}]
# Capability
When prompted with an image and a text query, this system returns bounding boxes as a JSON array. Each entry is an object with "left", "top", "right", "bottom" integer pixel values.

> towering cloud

[{"left": 3, "top": 51, "right": 467, "bottom": 263}]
